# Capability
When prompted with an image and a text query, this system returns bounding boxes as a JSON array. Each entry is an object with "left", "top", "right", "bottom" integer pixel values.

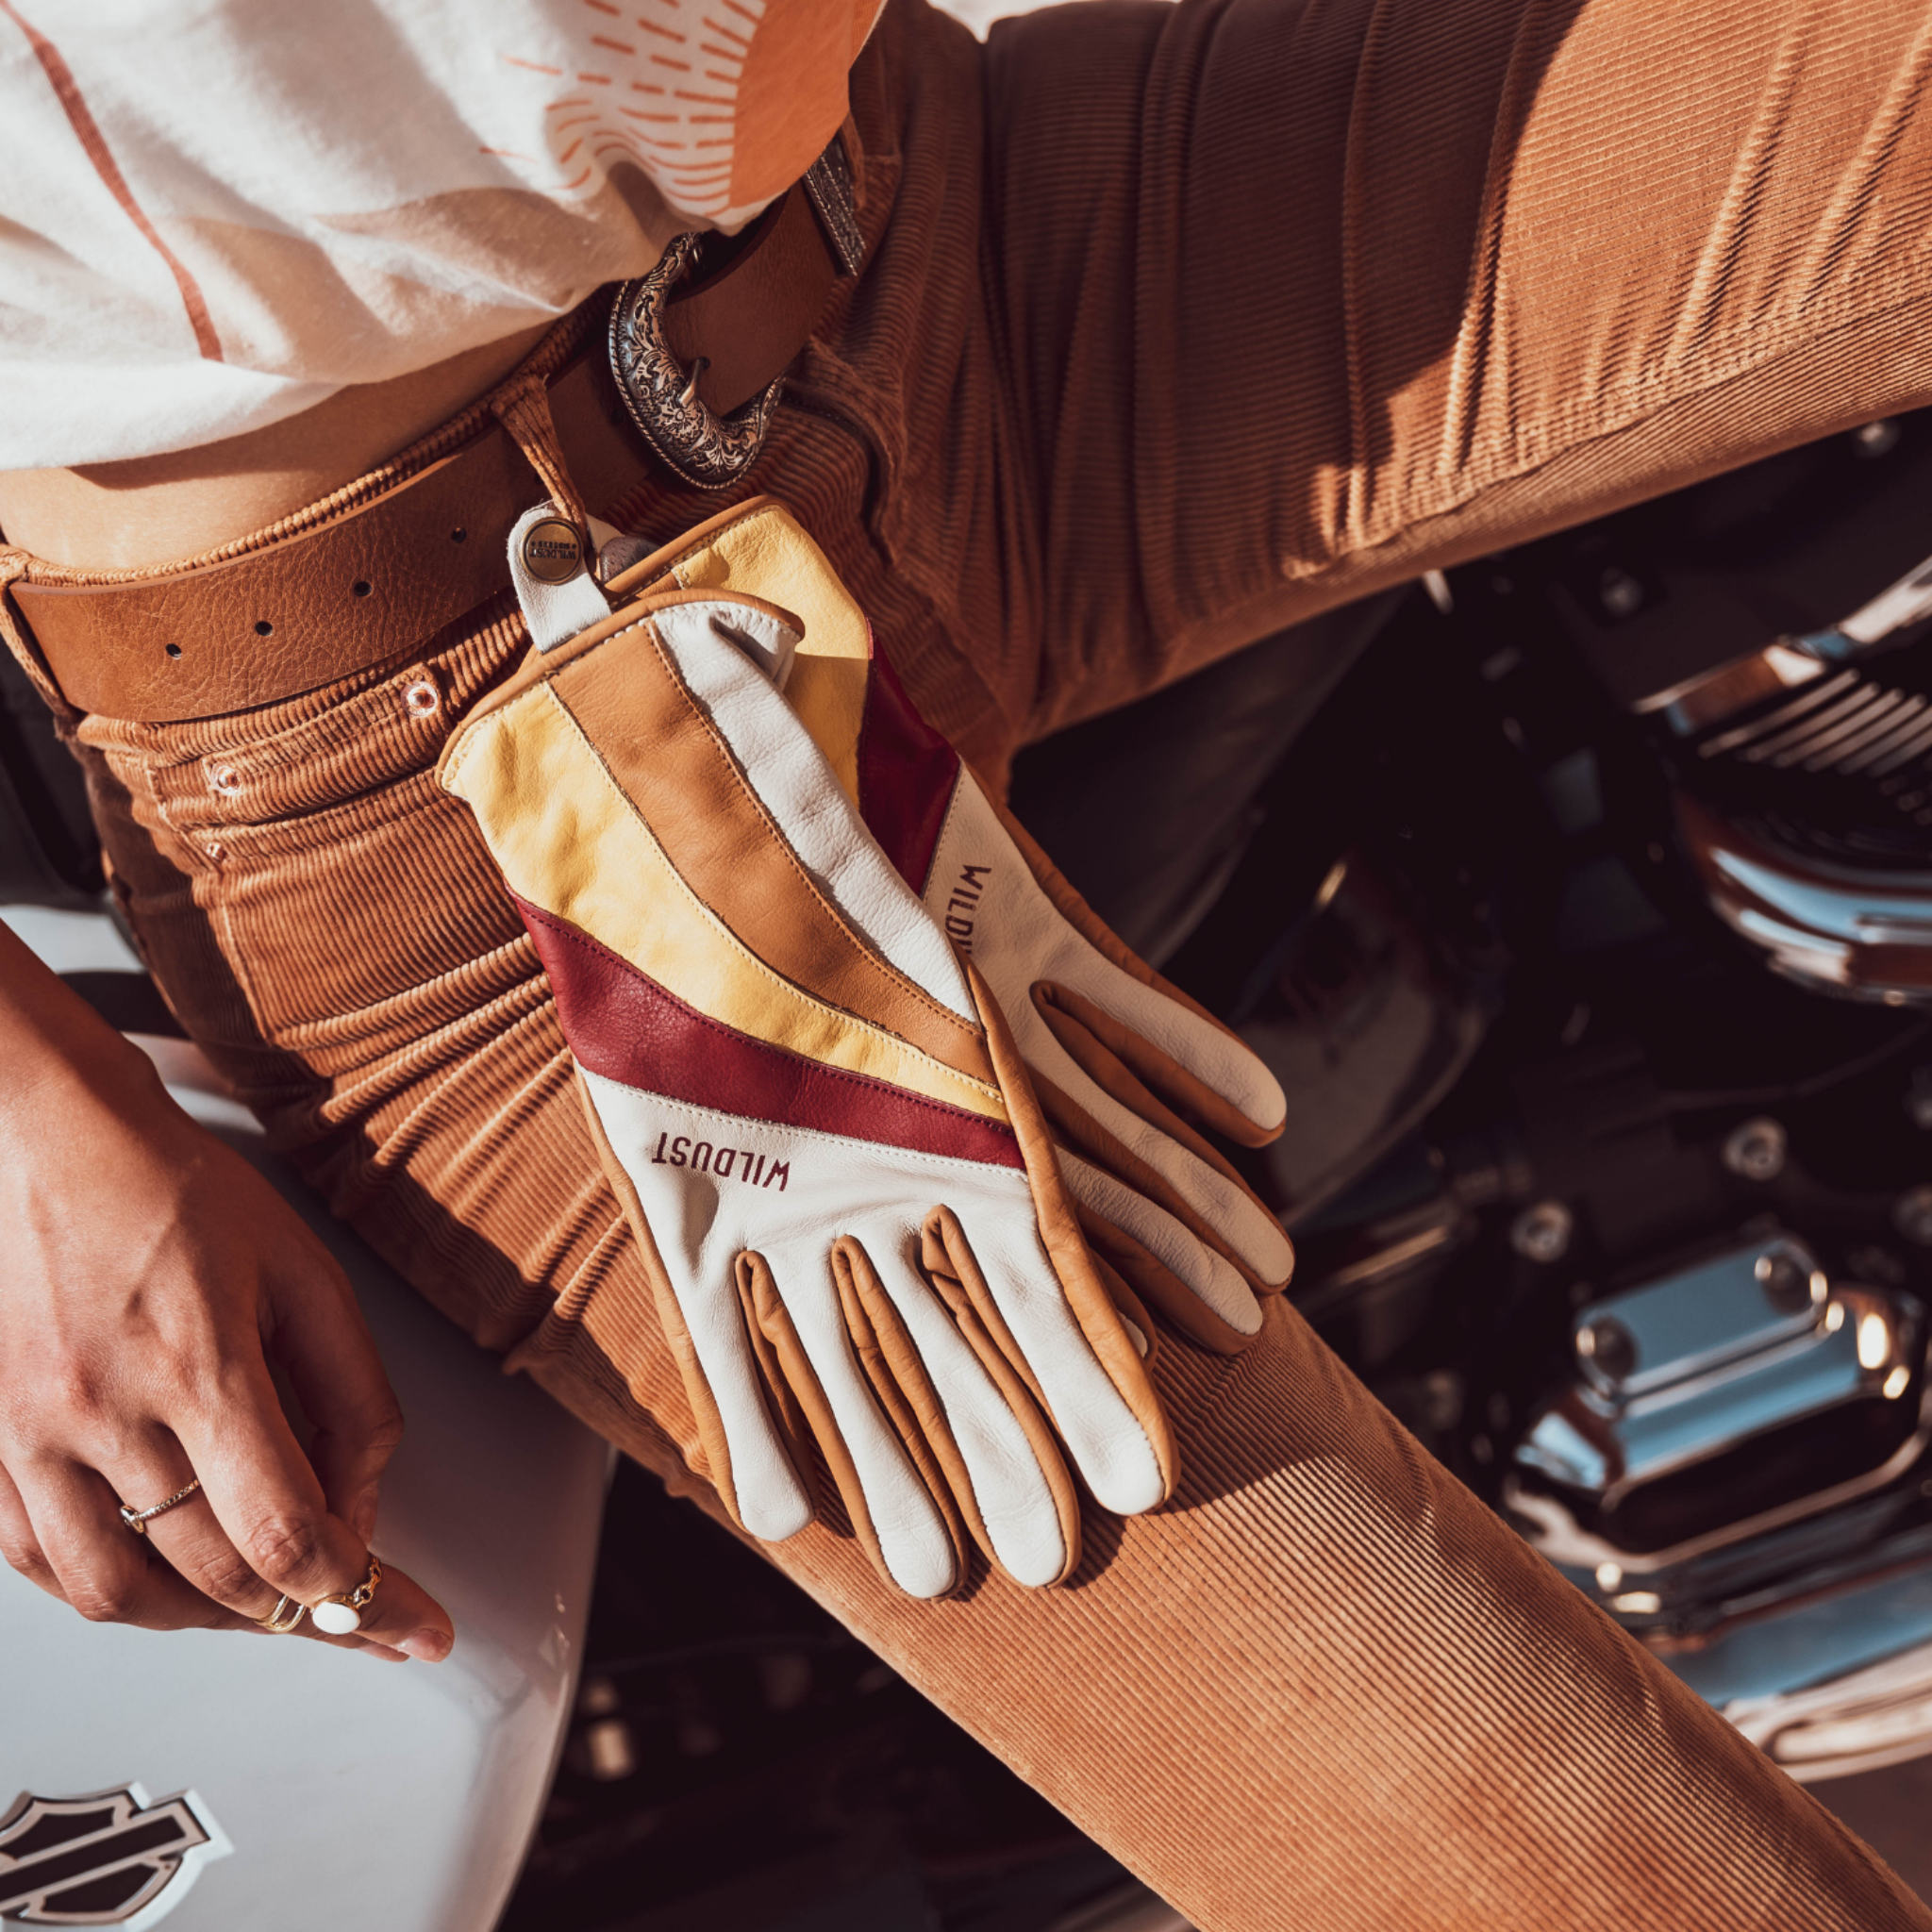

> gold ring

[
  {"left": 256, "top": 1595, "right": 308, "bottom": 1635},
  {"left": 118, "top": 1477, "right": 203, "bottom": 1536},
  {"left": 311, "top": 1557, "right": 383, "bottom": 1637}
]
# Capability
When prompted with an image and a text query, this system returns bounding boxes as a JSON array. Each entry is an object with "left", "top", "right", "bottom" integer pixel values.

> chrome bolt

[
  {"left": 1754, "top": 1248, "right": 1819, "bottom": 1314},
  {"left": 1575, "top": 1316, "right": 1639, "bottom": 1384},
  {"left": 1722, "top": 1117, "right": 1787, "bottom": 1183},
  {"left": 1854, "top": 419, "right": 1902, "bottom": 458},
  {"left": 1510, "top": 1200, "right": 1574, "bottom": 1264},
  {"left": 1894, "top": 1184, "right": 1932, "bottom": 1247}
]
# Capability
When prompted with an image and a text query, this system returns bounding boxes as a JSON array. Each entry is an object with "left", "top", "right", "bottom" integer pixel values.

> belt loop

[
  {"left": 0, "top": 551, "right": 80, "bottom": 726},
  {"left": 491, "top": 376, "right": 592, "bottom": 538}
]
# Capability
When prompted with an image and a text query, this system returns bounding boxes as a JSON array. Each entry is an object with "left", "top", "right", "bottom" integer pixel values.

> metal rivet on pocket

[
  {"left": 404, "top": 677, "right": 441, "bottom": 717},
  {"left": 205, "top": 841, "right": 225, "bottom": 862},
  {"left": 208, "top": 763, "right": 242, "bottom": 796}
]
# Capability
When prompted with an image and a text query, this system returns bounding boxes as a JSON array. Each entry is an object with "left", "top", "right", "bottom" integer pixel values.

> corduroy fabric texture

[{"left": 14, "top": 0, "right": 1932, "bottom": 1924}]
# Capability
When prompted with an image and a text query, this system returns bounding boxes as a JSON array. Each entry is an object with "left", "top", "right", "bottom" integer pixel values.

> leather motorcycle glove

[
  {"left": 606, "top": 498, "right": 1295, "bottom": 1354},
  {"left": 440, "top": 574, "right": 1174, "bottom": 1598}
]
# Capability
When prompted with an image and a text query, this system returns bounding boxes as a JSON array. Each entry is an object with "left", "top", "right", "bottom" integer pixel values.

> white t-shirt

[{"left": 0, "top": 0, "right": 881, "bottom": 468}]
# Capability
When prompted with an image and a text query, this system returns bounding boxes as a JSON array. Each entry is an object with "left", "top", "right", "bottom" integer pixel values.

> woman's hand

[{"left": 0, "top": 920, "right": 454, "bottom": 1660}]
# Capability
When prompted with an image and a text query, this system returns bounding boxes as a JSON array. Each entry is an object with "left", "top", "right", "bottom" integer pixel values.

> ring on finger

[
  {"left": 253, "top": 1556, "right": 382, "bottom": 1638},
  {"left": 118, "top": 1477, "right": 204, "bottom": 1537},
  {"left": 257, "top": 1594, "right": 308, "bottom": 1634},
  {"left": 253, "top": 1560, "right": 380, "bottom": 1638},
  {"left": 311, "top": 1556, "right": 383, "bottom": 1635}
]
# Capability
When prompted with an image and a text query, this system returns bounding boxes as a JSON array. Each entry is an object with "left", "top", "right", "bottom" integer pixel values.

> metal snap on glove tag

[
  {"left": 521, "top": 517, "right": 586, "bottom": 583},
  {"left": 508, "top": 501, "right": 612, "bottom": 650}
]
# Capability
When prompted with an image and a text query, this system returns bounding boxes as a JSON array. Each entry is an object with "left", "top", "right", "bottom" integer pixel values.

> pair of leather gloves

[{"left": 441, "top": 499, "right": 1291, "bottom": 1598}]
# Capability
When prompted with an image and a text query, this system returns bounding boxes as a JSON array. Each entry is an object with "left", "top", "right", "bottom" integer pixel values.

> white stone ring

[
  {"left": 255, "top": 1556, "right": 382, "bottom": 1638},
  {"left": 311, "top": 1557, "right": 383, "bottom": 1637},
  {"left": 117, "top": 1477, "right": 203, "bottom": 1536}
]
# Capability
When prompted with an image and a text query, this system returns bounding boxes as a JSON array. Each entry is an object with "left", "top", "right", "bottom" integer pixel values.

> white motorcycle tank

[{"left": 0, "top": 907, "right": 609, "bottom": 1932}]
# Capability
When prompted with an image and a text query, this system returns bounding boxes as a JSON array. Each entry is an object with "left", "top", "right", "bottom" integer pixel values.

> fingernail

[{"left": 398, "top": 1627, "right": 452, "bottom": 1663}]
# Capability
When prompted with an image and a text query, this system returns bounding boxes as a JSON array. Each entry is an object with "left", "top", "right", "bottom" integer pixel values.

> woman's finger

[
  {"left": 286, "top": 1555, "right": 449, "bottom": 1659},
  {"left": 0, "top": 1457, "right": 61, "bottom": 1602},
  {"left": 173, "top": 1355, "right": 453, "bottom": 1660},
  {"left": 5, "top": 1447, "right": 408, "bottom": 1655},
  {"left": 137, "top": 1487, "right": 443, "bottom": 1660},
  {"left": 263, "top": 1237, "right": 406, "bottom": 1544},
  {"left": 6, "top": 1456, "right": 233, "bottom": 1632},
  {"left": 96, "top": 1433, "right": 361, "bottom": 1641}
]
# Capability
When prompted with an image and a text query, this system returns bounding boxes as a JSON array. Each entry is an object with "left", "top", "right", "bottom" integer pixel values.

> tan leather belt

[{"left": 7, "top": 175, "right": 848, "bottom": 724}]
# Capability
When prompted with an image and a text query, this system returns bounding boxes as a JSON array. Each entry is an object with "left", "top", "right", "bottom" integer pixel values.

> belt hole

[
  {"left": 164, "top": 643, "right": 182, "bottom": 658},
  {"left": 404, "top": 677, "right": 441, "bottom": 717},
  {"left": 352, "top": 579, "right": 373, "bottom": 599},
  {"left": 254, "top": 619, "right": 274, "bottom": 637},
  {"left": 450, "top": 527, "right": 468, "bottom": 544}
]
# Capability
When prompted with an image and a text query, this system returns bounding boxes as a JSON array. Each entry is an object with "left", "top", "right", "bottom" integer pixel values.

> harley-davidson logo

[{"left": 0, "top": 1785, "right": 230, "bottom": 1928}]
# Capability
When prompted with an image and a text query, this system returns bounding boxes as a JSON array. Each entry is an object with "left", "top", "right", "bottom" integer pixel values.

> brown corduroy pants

[{"left": 13, "top": 0, "right": 1932, "bottom": 1924}]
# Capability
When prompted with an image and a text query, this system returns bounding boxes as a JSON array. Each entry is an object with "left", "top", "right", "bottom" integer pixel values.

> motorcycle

[
  {"left": 8, "top": 401, "right": 1932, "bottom": 1928},
  {"left": 1052, "top": 401, "right": 1932, "bottom": 1796}
]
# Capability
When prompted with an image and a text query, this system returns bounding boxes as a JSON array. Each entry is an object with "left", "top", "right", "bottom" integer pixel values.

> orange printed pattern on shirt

[{"left": 506, "top": 0, "right": 882, "bottom": 228}]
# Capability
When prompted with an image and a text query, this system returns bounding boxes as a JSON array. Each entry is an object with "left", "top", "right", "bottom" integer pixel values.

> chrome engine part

[
  {"left": 1724, "top": 1633, "right": 1932, "bottom": 1785},
  {"left": 1188, "top": 404, "right": 1932, "bottom": 1777},
  {"left": 1507, "top": 1229, "right": 1928, "bottom": 1607},
  {"left": 1632, "top": 542, "right": 1932, "bottom": 1005},
  {"left": 1675, "top": 796, "right": 1932, "bottom": 1004}
]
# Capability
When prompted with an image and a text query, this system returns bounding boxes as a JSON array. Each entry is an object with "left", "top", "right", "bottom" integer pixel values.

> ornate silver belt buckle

[{"left": 608, "top": 135, "right": 864, "bottom": 491}]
